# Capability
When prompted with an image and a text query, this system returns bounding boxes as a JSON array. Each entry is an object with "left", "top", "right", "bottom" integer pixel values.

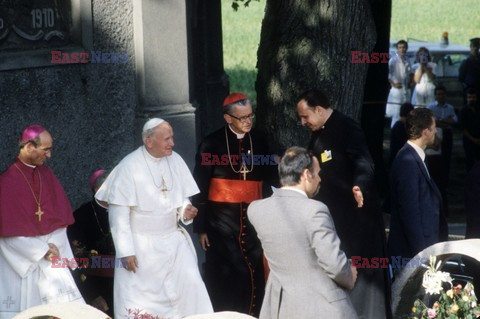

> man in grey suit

[{"left": 248, "top": 147, "right": 358, "bottom": 319}]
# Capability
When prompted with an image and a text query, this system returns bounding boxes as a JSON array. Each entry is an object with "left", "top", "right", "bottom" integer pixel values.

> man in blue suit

[{"left": 388, "top": 108, "right": 443, "bottom": 260}]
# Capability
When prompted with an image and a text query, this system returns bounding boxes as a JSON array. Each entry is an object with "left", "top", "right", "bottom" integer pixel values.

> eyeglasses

[
  {"left": 227, "top": 112, "right": 255, "bottom": 123},
  {"left": 39, "top": 147, "right": 53, "bottom": 153}
]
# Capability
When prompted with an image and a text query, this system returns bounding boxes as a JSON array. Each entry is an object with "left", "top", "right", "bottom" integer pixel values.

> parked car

[{"left": 390, "top": 38, "right": 470, "bottom": 109}]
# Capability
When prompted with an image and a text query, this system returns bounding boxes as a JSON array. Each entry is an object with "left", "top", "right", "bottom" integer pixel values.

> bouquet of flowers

[{"left": 410, "top": 256, "right": 480, "bottom": 319}]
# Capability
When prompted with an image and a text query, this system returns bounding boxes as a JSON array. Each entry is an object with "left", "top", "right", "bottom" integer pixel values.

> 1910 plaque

[{"left": 0, "top": 0, "right": 92, "bottom": 70}]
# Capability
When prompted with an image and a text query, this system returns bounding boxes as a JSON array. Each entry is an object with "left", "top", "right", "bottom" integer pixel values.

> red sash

[{"left": 208, "top": 178, "right": 262, "bottom": 203}]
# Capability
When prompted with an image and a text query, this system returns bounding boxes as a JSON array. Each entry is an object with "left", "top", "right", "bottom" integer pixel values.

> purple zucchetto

[
  {"left": 89, "top": 169, "right": 107, "bottom": 191},
  {"left": 20, "top": 124, "right": 46, "bottom": 142}
]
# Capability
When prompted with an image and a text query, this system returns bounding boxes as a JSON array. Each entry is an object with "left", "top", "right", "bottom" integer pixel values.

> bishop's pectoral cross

[
  {"left": 35, "top": 205, "right": 44, "bottom": 222},
  {"left": 160, "top": 177, "right": 169, "bottom": 199},
  {"left": 239, "top": 163, "right": 249, "bottom": 180}
]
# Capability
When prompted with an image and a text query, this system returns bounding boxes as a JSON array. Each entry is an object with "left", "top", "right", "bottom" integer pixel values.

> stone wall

[{"left": 0, "top": 0, "right": 137, "bottom": 209}]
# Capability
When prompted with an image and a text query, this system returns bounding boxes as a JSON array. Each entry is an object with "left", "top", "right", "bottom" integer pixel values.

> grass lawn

[{"left": 222, "top": 0, "right": 480, "bottom": 101}]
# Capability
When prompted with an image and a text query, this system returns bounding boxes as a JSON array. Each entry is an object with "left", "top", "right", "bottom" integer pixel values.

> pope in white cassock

[{"left": 95, "top": 118, "right": 213, "bottom": 319}]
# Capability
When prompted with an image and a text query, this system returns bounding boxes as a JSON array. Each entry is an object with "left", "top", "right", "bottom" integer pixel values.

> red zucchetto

[{"left": 223, "top": 92, "right": 248, "bottom": 107}]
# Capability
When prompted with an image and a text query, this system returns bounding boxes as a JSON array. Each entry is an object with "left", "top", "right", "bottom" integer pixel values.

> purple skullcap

[
  {"left": 20, "top": 124, "right": 46, "bottom": 142},
  {"left": 89, "top": 169, "right": 106, "bottom": 190}
]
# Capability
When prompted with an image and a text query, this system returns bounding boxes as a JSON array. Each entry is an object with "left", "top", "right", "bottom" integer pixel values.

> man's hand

[
  {"left": 183, "top": 204, "right": 198, "bottom": 221},
  {"left": 199, "top": 233, "right": 210, "bottom": 251},
  {"left": 121, "top": 255, "right": 138, "bottom": 273},
  {"left": 349, "top": 265, "right": 358, "bottom": 290},
  {"left": 392, "top": 82, "right": 403, "bottom": 88},
  {"left": 352, "top": 186, "right": 364, "bottom": 208},
  {"left": 91, "top": 296, "right": 109, "bottom": 312},
  {"left": 44, "top": 243, "right": 60, "bottom": 261}
]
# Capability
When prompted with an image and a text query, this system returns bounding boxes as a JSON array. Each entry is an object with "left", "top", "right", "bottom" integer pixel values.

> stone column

[{"left": 132, "top": 0, "right": 196, "bottom": 168}]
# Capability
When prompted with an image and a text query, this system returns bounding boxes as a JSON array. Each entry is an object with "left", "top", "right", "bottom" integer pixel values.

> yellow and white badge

[{"left": 320, "top": 150, "right": 332, "bottom": 163}]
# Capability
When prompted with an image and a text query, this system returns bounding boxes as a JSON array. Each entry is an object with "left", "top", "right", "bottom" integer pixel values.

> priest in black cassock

[
  {"left": 67, "top": 169, "right": 115, "bottom": 317},
  {"left": 192, "top": 93, "right": 278, "bottom": 317},
  {"left": 296, "top": 89, "right": 392, "bottom": 319}
]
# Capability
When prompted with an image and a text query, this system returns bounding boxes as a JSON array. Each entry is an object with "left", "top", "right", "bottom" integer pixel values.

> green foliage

[
  {"left": 391, "top": 0, "right": 480, "bottom": 45},
  {"left": 222, "top": 0, "right": 479, "bottom": 102},
  {"left": 222, "top": 0, "right": 264, "bottom": 102}
]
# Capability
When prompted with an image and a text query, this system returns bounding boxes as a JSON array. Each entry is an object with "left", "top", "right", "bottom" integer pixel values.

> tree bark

[
  {"left": 255, "top": 0, "right": 377, "bottom": 151},
  {"left": 361, "top": 0, "right": 392, "bottom": 198}
]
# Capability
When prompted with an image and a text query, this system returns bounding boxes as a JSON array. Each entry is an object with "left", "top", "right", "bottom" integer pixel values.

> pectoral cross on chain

[
  {"left": 239, "top": 163, "right": 249, "bottom": 180},
  {"left": 160, "top": 177, "right": 169, "bottom": 199},
  {"left": 35, "top": 205, "right": 44, "bottom": 222}
]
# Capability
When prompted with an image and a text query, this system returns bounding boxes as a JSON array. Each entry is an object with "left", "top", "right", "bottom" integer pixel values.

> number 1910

[{"left": 31, "top": 8, "right": 55, "bottom": 28}]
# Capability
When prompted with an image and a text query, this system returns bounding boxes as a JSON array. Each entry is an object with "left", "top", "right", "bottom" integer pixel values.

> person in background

[
  {"left": 390, "top": 102, "right": 415, "bottom": 165},
  {"left": 68, "top": 169, "right": 114, "bottom": 316},
  {"left": 411, "top": 47, "right": 436, "bottom": 107},
  {"left": 386, "top": 40, "right": 414, "bottom": 127},
  {"left": 459, "top": 38, "right": 480, "bottom": 102},
  {"left": 427, "top": 85, "right": 458, "bottom": 215},
  {"left": 460, "top": 88, "right": 480, "bottom": 172}
]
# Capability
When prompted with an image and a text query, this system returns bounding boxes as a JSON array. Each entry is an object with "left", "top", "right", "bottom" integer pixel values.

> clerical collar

[
  {"left": 142, "top": 146, "right": 167, "bottom": 162},
  {"left": 321, "top": 110, "right": 335, "bottom": 130},
  {"left": 17, "top": 158, "right": 36, "bottom": 168},
  {"left": 228, "top": 125, "right": 245, "bottom": 139}
]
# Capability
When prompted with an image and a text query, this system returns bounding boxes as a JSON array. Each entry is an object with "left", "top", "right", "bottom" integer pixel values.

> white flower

[{"left": 422, "top": 256, "right": 452, "bottom": 295}]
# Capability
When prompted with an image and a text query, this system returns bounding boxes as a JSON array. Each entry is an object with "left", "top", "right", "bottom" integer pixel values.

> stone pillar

[{"left": 132, "top": 0, "right": 196, "bottom": 168}]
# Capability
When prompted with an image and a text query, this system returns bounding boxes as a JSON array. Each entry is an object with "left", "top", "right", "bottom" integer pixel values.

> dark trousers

[{"left": 463, "top": 136, "right": 480, "bottom": 173}]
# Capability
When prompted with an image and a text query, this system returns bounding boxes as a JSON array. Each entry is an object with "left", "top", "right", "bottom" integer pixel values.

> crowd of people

[
  {"left": 386, "top": 37, "right": 480, "bottom": 235},
  {"left": 0, "top": 37, "right": 478, "bottom": 319}
]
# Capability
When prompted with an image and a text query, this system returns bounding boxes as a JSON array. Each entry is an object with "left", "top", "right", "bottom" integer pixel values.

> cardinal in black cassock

[{"left": 192, "top": 93, "right": 278, "bottom": 317}]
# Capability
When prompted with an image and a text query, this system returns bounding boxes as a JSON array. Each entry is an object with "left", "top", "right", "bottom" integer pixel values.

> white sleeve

[
  {"left": 177, "top": 199, "right": 193, "bottom": 225},
  {"left": 0, "top": 235, "right": 49, "bottom": 278},
  {"left": 109, "top": 204, "right": 135, "bottom": 258}
]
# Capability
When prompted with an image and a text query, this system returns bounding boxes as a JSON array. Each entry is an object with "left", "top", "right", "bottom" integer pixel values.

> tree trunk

[
  {"left": 255, "top": 0, "right": 377, "bottom": 151},
  {"left": 361, "top": 0, "right": 392, "bottom": 199}
]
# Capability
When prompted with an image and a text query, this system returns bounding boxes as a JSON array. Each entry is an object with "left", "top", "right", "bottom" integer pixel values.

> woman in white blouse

[{"left": 412, "top": 47, "right": 436, "bottom": 107}]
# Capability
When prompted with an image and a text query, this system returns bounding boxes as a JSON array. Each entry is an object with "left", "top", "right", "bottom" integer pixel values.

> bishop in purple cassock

[{"left": 0, "top": 125, "right": 84, "bottom": 319}]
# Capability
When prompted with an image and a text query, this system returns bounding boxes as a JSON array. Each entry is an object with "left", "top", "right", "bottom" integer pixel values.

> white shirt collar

[
  {"left": 407, "top": 140, "right": 426, "bottom": 162},
  {"left": 228, "top": 125, "right": 245, "bottom": 139},
  {"left": 281, "top": 186, "right": 308, "bottom": 198},
  {"left": 18, "top": 158, "right": 36, "bottom": 168}
]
